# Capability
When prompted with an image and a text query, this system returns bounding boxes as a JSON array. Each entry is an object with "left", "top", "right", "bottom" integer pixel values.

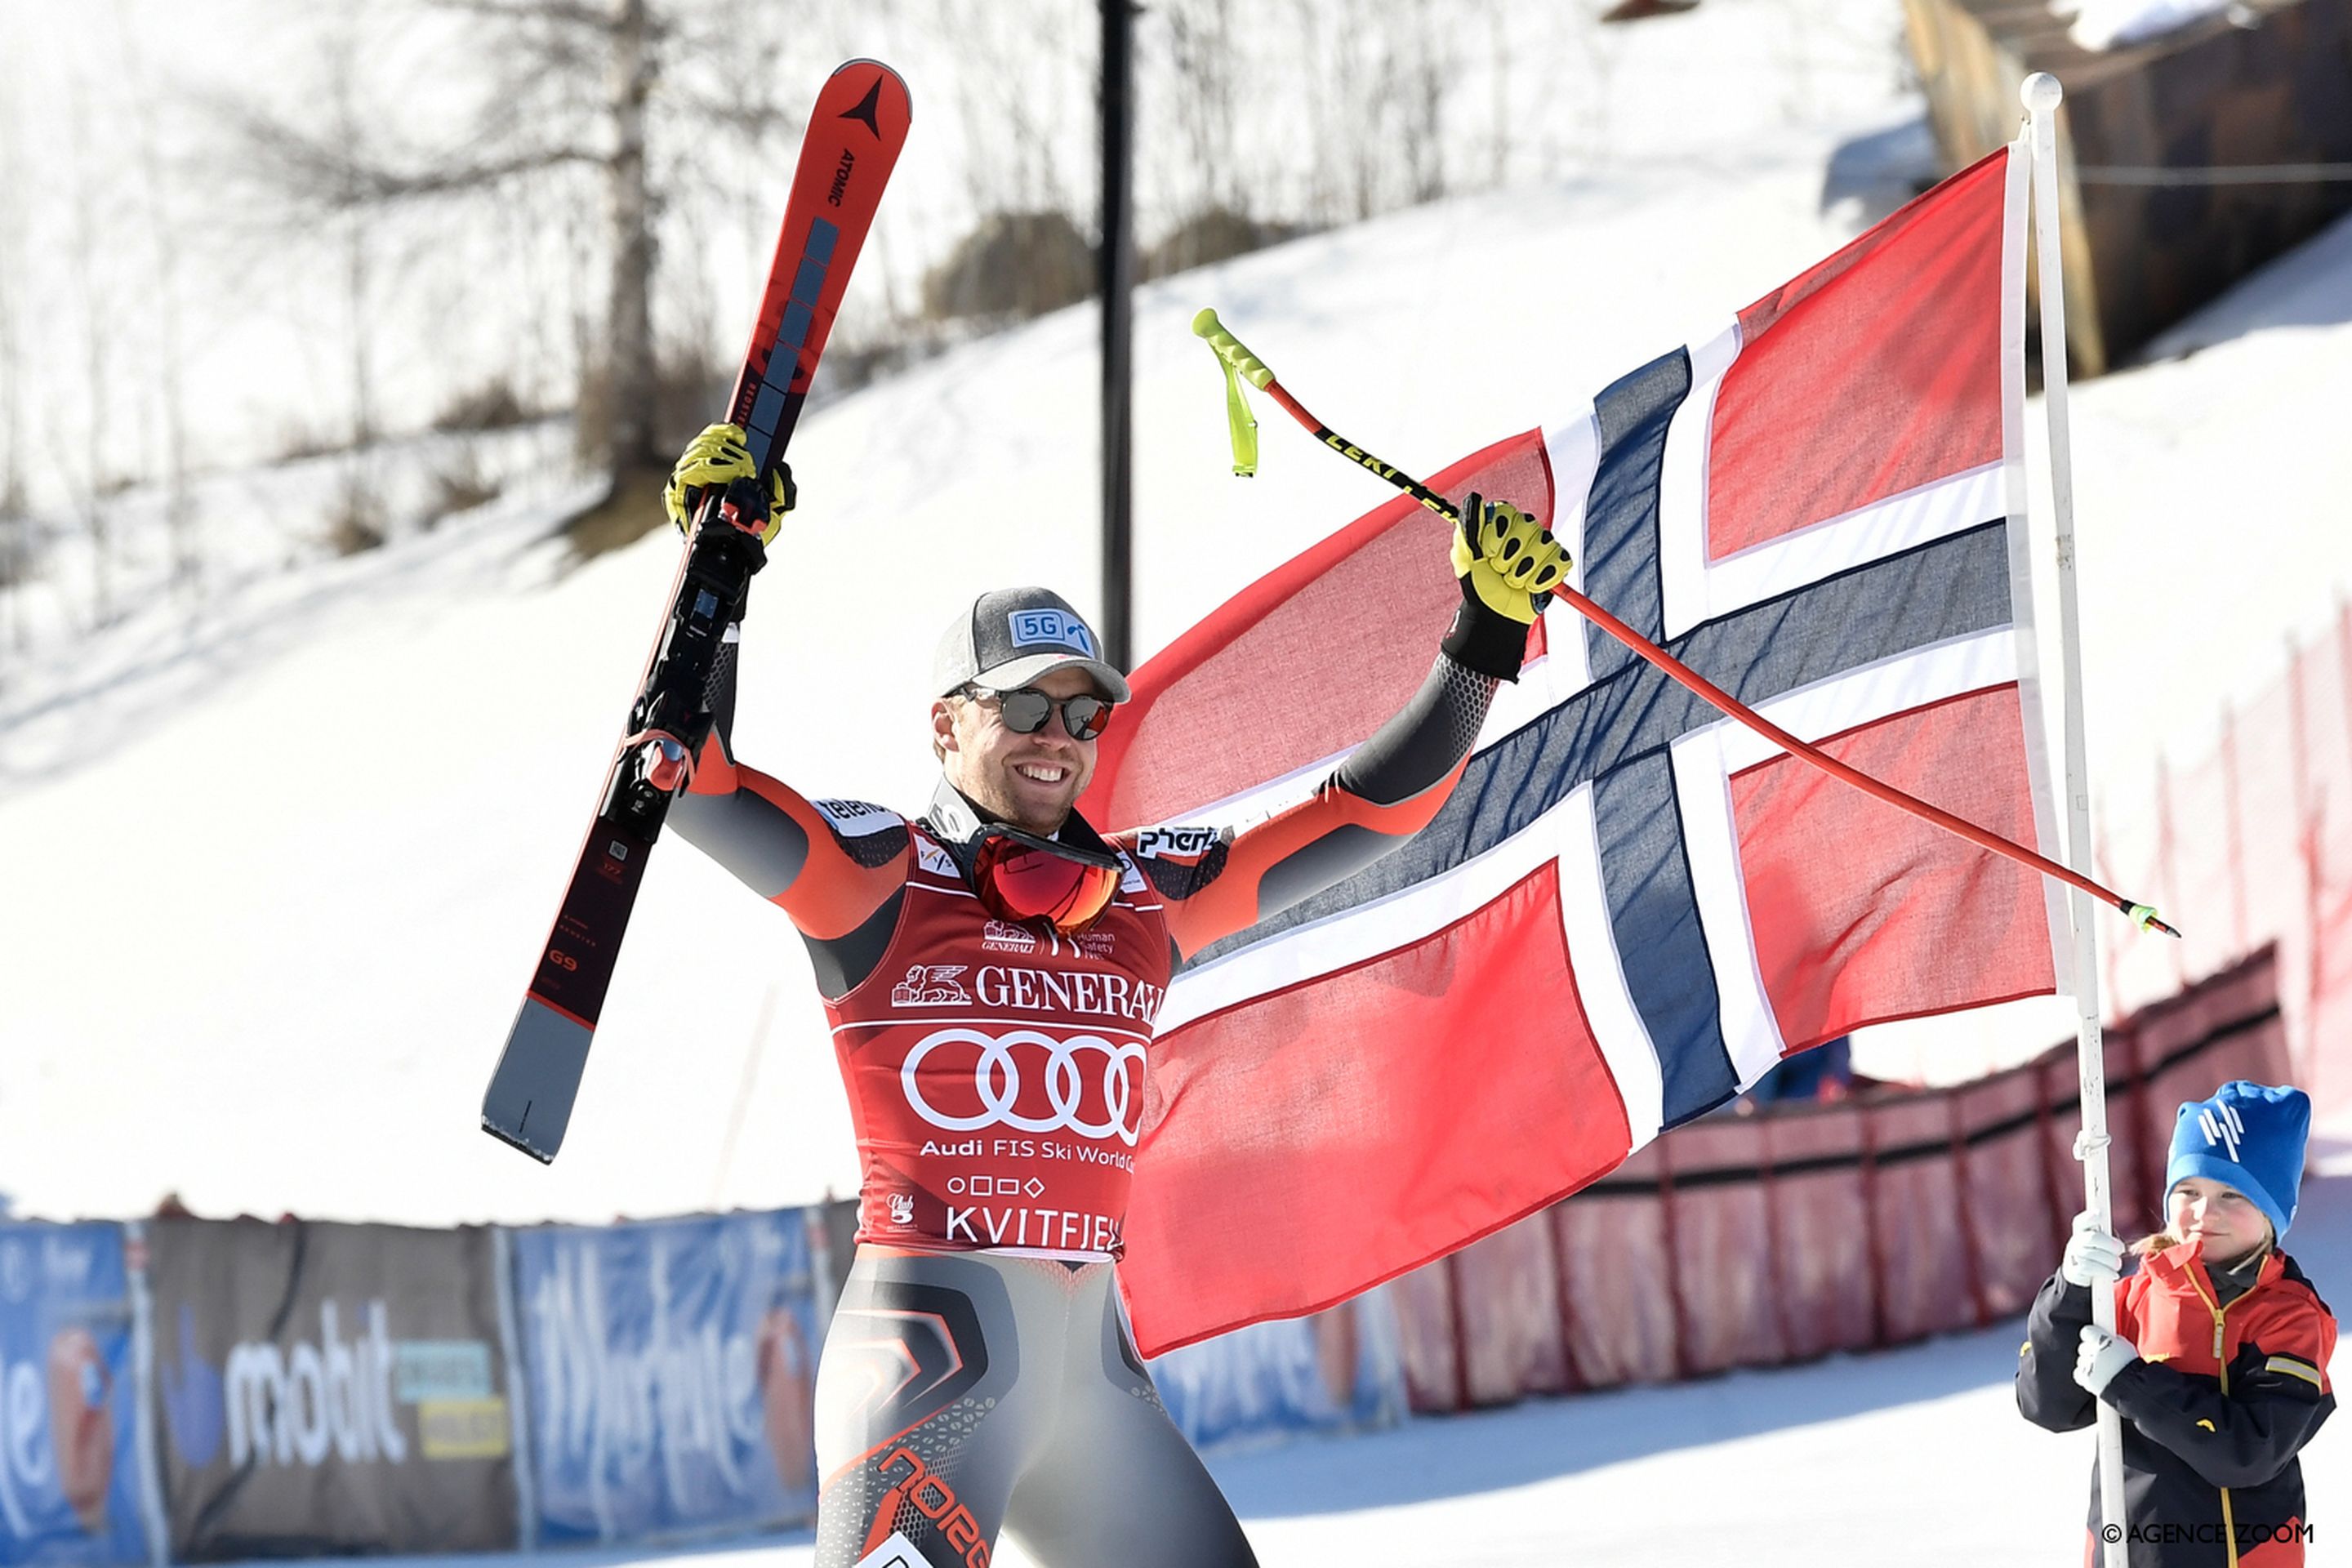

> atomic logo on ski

[{"left": 841, "top": 78, "right": 885, "bottom": 140}]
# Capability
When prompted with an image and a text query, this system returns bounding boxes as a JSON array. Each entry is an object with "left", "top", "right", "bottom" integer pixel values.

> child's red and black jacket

[{"left": 2018, "top": 1238, "right": 2336, "bottom": 1566}]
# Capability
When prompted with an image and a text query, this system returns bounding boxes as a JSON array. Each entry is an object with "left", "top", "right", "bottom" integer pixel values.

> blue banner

[
  {"left": 1150, "top": 1289, "right": 1406, "bottom": 1453},
  {"left": 510, "top": 1212, "right": 822, "bottom": 1544},
  {"left": 0, "top": 1225, "right": 149, "bottom": 1566}
]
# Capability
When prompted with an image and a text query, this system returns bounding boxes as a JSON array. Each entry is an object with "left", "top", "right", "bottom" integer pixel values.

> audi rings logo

[{"left": 900, "top": 1028, "right": 1147, "bottom": 1145}]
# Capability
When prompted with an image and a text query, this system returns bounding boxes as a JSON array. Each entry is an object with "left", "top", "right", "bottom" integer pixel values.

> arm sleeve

[
  {"left": 1150, "top": 653, "right": 1497, "bottom": 960},
  {"left": 2016, "top": 1270, "right": 2100, "bottom": 1432},
  {"left": 666, "top": 632, "right": 905, "bottom": 942},
  {"left": 2100, "top": 1314, "right": 2338, "bottom": 1489}
]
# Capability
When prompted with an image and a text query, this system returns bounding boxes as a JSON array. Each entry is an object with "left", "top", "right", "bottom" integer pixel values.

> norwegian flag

[{"left": 1085, "top": 147, "right": 2070, "bottom": 1357}]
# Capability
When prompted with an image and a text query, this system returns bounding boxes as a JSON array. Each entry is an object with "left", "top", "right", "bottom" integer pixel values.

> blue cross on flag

[{"left": 1084, "top": 148, "right": 2069, "bottom": 1356}]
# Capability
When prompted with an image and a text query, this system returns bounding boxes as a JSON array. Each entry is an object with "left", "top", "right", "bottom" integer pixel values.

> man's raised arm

[
  {"left": 1141, "top": 494, "right": 1570, "bottom": 959},
  {"left": 654, "top": 426, "right": 907, "bottom": 983}
]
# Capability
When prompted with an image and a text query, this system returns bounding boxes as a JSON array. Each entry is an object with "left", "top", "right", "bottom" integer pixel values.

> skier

[
  {"left": 660, "top": 421, "right": 1568, "bottom": 1568},
  {"left": 2018, "top": 1080, "right": 2336, "bottom": 1566}
]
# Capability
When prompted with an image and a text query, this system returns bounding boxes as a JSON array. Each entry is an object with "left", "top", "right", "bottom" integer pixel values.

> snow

[
  {"left": 2067, "top": 0, "right": 2234, "bottom": 52},
  {"left": 5, "top": 0, "right": 2352, "bottom": 1217},
  {"left": 0, "top": 102, "right": 1942, "bottom": 1227}
]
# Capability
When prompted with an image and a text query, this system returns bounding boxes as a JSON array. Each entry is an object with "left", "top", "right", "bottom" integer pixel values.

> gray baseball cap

[{"left": 933, "top": 586, "right": 1131, "bottom": 702}]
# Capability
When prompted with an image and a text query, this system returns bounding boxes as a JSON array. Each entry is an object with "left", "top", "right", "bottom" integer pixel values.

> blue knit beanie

[{"left": 2165, "top": 1080, "right": 2310, "bottom": 1242}]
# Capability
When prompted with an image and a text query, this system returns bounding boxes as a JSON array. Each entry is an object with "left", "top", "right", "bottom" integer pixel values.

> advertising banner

[
  {"left": 144, "top": 1220, "right": 517, "bottom": 1561},
  {"left": 1150, "top": 1290, "right": 1405, "bottom": 1453},
  {"left": 0, "top": 1224, "right": 150, "bottom": 1566},
  {"left": 509, "top": 1211, "right": 822, "bottom": 1544}
]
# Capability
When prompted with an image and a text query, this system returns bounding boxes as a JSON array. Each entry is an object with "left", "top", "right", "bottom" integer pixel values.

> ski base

[{"left": 481, "top": 997, "right": 597, "bottom": 1162}]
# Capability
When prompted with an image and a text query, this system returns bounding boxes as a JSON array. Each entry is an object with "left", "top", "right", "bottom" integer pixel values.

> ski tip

[
  {"left": 835, "top": 56, "right": 906, "bottom": 82},
  {"left": 483, "top": 998, "right": 593, "bottom": 1164},
  {"left": 831, "top": 57, "right": 912, "bottom": 117},
  {"left": 481, "top": 1114, "right": 558, "bottom": 1165}
]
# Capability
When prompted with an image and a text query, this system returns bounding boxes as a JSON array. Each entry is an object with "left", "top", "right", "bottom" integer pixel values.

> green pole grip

[
  {"left": 1193, "top": 307, "right": 1262, "bottom": 477},
  {"left": 1219, "top": 360, "right": 1259, "bottom": 478},
  {"left": 1192, "top": 307, "right": 1275, "bottom": 390}
]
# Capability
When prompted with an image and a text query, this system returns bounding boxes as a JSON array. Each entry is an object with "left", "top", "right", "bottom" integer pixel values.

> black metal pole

[{"left": 1100, "top": 0, "right": 1135, "bottom": 670}]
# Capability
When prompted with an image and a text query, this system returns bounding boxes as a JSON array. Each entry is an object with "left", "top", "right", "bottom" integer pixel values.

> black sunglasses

[{"left": 965, "top": 685, "right": 1114, "bottom": 740}]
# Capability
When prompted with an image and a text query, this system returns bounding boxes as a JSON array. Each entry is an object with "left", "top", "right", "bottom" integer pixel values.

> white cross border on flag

[{"left": 1153, "top": 144, "right": 2067, "bottom": 1152}]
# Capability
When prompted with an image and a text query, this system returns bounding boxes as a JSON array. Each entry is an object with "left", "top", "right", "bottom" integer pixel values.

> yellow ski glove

[
  {"left": 662, "top": 422, "right": 795, "bottom": 545},
  {"left": 1450, "top": 494, "right": 1569, "bottom": 623},
  {"left": 1439, "top": 492, "right": 1571, "bottom": 681}
]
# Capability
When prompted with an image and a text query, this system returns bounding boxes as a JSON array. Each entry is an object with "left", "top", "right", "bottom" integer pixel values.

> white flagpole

[{"left": 2022, "top": 71, "right": 2130, "bottom": 1568}]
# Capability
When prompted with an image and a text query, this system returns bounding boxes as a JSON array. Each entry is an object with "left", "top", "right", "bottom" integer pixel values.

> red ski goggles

[{"left": 969, "top": 825, "right": 1123, "bottom": 934}]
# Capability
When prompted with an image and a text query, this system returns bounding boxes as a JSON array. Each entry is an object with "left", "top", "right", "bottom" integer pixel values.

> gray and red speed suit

[{"left": 670, "top": 642, "right": 1499, "bottom": 1568}]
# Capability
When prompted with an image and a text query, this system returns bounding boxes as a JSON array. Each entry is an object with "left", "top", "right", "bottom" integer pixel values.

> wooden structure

[{"left": 1904, "top": 0, "right": 2352, "bottom": 373}]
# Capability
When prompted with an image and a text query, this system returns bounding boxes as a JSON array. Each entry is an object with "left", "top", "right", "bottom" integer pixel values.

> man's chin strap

[
  {"left": 922, "top": 777, "right": 992, "bottom": 880},
  {"left": 923, "top": 777, "right": 1112, "bottom": 884}
]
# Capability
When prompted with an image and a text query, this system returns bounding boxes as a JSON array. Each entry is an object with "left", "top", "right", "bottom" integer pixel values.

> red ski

[{"left": 483, "top": 60, "right": 911, "bottom": 1162}]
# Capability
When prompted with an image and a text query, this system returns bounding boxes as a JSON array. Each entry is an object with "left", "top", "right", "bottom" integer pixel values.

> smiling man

[
  {"left": 930, "top": 590, "right": 1129, "bottom": 833},
  {"left": 661, "top": 423, "right": 1566, "bottom": 1568}
]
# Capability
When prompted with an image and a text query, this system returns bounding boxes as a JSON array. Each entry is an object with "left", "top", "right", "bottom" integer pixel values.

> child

[{"left": 2019, "top": 1080, "right": 2336, "bottom": 1565}]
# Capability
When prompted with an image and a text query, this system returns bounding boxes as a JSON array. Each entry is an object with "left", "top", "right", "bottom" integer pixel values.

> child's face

[{"left": 2167, "top": 1177, "right": 2271, "bottom": 1266}]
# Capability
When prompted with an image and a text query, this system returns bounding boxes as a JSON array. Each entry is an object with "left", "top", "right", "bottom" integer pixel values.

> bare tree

[
  {"left": 112, "top": 0, "right": 200, "bottom": 600},
  {"left": 1334, "top": 0, "right": 1382, "bottom": 221},
  {"left": 63, "top": 60, "right": 120, "bottom": 627},
  {"left": 1161, "top": 0, "right": 1244, "bottom": 221},
  {"left": 1388, "top": 0, "right": 1451, "bottom": 207},
  {"left": 0, "top": 58, "right": 24, "bottom": 657},
  {"left": 942, "top": 0, "right": 1083, "bottom": 225},
  {"left": 211, "top": 0, "right": 809, "bottom": 513},
  {"left": 327, "top": 25, "right": 389, "bottom": 552},
  {"left": 1481, "top": 0, "right": 1515, "bottom": 189},
  {"left": 600, "top": 0, "right": 660, "bottom": 475}
]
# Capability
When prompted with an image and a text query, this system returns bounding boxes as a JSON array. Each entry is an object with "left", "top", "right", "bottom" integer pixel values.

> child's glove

[
  {"left": 2060, "top": 1209, "right": 2126, "bottom": 1290},
  {"left": 2074, "top": 1324, "right": 2140, "bottom": 1396}
]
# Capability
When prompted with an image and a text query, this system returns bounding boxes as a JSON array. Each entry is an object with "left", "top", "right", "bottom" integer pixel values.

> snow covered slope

[
  {"left": 7, "top": 3, "right": 2352, "bottom": 1226},
  {"left": 0, "top": 105, "right": 1929, "bottom": 1225}
]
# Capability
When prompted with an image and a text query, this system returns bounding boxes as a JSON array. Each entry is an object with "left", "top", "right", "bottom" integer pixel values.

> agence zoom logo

[
  {"left": 900, "top": 1028, "right": 1145, "bottom": 1146},
  {"left": 2103, "top": 1522, "right": 2314, "bottom": 1547}
]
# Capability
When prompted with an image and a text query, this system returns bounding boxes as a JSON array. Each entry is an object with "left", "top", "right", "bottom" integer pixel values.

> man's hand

[
  {"left": 2060, "top": 1209, "right": 2127, "bottom": 1290},
  {"left": 663, "top": 422, "right": 795, "bottom": 545},
  {"left": 1452, "top": 493, "right": 1570, "bottom": 623},
  {"left": 2074, "top": 1323, "right": 2139, "bottom": 1397},
  {"left": 1438, "top": 492, "right": 1572, "bottom": 681}
]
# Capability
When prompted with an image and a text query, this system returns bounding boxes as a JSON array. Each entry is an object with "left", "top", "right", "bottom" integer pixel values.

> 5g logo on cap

[{"left": 1009, "top": 608, "right": 1097, "bottom": 656}]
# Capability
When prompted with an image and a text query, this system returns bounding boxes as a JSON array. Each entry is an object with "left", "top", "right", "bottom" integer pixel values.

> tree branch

[
  {"left": 661, "top": 86, "right": 805, "bottom": 140},
  {"left": 218, "top": 97, "right": 606, "bottom": 213},
  {"left": 420, "top": 0, "right": 626, "bottom": 33}
]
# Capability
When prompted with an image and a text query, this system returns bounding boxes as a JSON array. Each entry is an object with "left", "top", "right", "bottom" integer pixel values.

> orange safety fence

[
  {"left": 1389, "top": 948, "right": 2289, "bottom": 1411},
  {"left": 2103, "top": 602, "right": 2352, "bottom": 1116}
]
